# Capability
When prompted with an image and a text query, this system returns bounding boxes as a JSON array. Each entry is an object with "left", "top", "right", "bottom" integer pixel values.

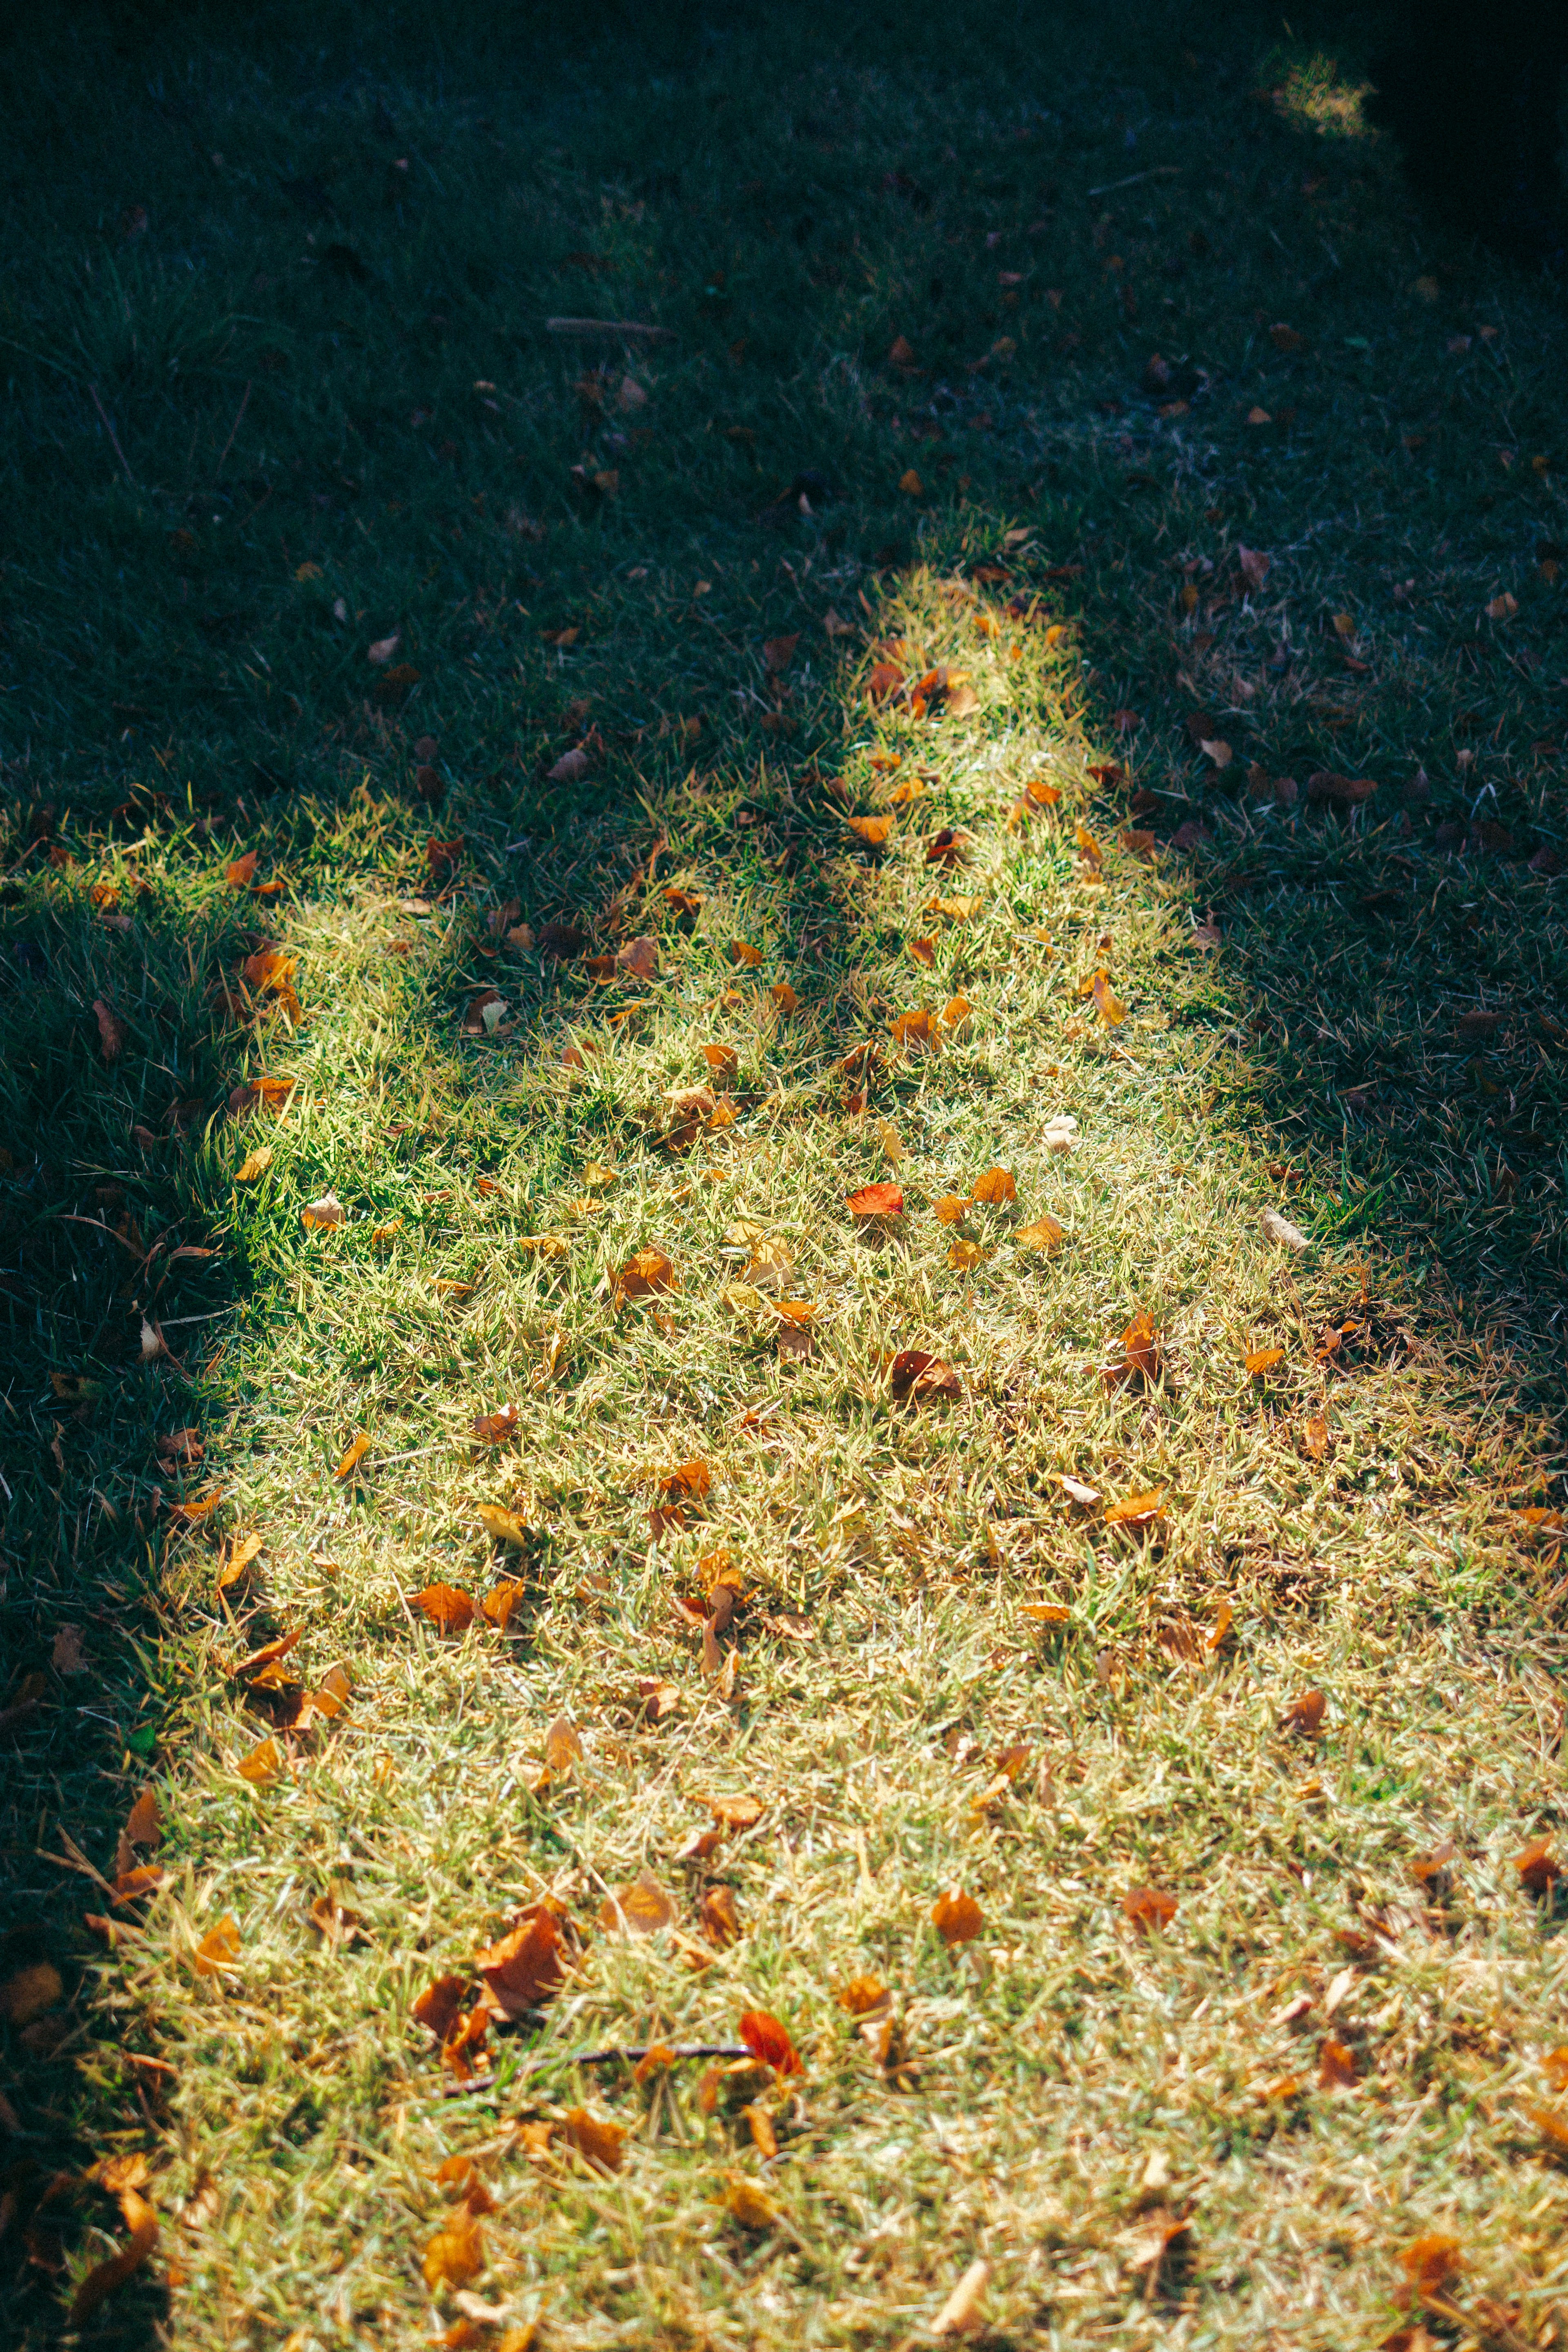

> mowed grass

[{"left": 2, "top": 4, "right": 1568, "bottom": 2347}]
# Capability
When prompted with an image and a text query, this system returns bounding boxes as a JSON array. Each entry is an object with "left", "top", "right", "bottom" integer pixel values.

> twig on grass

[{"left": 87, "top": 382, "right": 137, "bottom": 486}]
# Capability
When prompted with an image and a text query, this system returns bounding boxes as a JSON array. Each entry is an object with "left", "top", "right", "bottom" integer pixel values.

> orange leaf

[
  {"left": 69, "top": 2192, "right": 159, "bottom": 2325},
  {"left": 891, "top": 1007, "right": 939, "bottom": 1053},
  {"left": 422, "top": 2206, "right": 484, "bottom": 2291},
  {"left": 769, "top": 981, "right": 799, "bottom": 1013},
  {"left": 124, "top": 1789, "right": 160, "bottom": 1848},
  {"left": 237, "top": 1737, "right": 283, "bottom": 1786},
  {"left": 1318, "top": 2037, "right": 1358, "bottom": 2088},
  {"left": 472, "top": 1403, "right": 520, "bottom": 1443},
  {"left": 475, "top": 1903, "right": 568, "bottom": 2016},
  {"left": 728, "top": 939, "right": 763, "bottom": 968},
  {"left": 1280, "top": 1688, "right": 1326, "bottom": 1737},
  {"left": 543, "top": 1717, "right": 583, "bottom": 1775},
  {"left": 1122, "top": 1885, "right": 1177, "bottom": 1933},
  {"left": 931, "top": 1889, "right": 984, "bottom": 1947},
  {"left": 1399, "top": 2235, "right": 1462, "bottom": 2298},
  {"left": 335, "top": 1430, "right": 371, "bottom": 1479},
  {"left": 1245, "top": 1347, "right": 1285, "bottom": 1376},
  {"left": 225, "top": 851, "right": 259, "bottom": 888},
  {"left": 1107, "top": 1308, "right": 1163, "bottom": 1388},
  {"left": 483, "top": 1579, "right": 526, "bottom": 1631},
  {"left": 614, "top": 1246, "right": 678, "bottom": 1301},
  {"left": 699, "top": 1885, "right": 742, "bottom": 1947},
  {"left": 559, "top": 2107, "right": 627, "bottom": 2172},
  {"left": 414, "top": 1975, "right": 469, "bottom": 2042},
  {"left": 412, "top": 1584, "right": 477, "bottom": 1635},
  {"left": 708, "top": 1791, "right": 764, "bottom": 1829},
  {"left": 1102, "top": 1488, "right": 1165, "bottom": 1528},
  {"left": 192, "top": 1914, "right": 241, "bottom": 1976},
  {"left": 837, "top": 1976, "right": 891, "bottom": 2017},
  {"left": 658, "top": 1458, "right": 712, "bottom": 1501},
  {"left": 909, "top": 937, "right": 935, "bottom": 967},
  {"left": 1517, "top": 1836, "right": 1561, "bottom": 1897},
  {"left": 738, "top": 2008, "right": 803, "bottom": 2075},
  {"left": 970, "top": 1167, "right": 1016, "bottom": 1206},
  {"left": 1089, "top": 970, "right": 1126, "bottom": 1025},
  {"left": 848, "top": 1181, "right": 903, "bottom": 1218},
  {"left": 1017, "top": 1216, "right": 1064, "bottom": 1253},
  {"left": 941, "top": 994, "right": 971, "bottom": 1029},
  {"left": 933, "top": 1193, "right": 968, "bottom": 1224}
]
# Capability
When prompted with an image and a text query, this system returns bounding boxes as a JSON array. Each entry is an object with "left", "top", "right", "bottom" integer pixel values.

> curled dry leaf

[
  {"left": 933, "top": 2258, "right": 990, "bottom": 2339},
  {"left": 335, "top": 1430, "right": 370, "bottom": 1480},
  {"left": 1044, "top": 1112, "right": 1079, "bottom": 1152},
  {"left": 1517, "top": 1836, "right": 1561, "bottom": 1897},
  {"left": 423, "top": 2205, "right": 484, "bottom": 2292},
  {"left": 476, "top": 1902, "right": 568, "bottom": 2016},
  {"left": 93, "top": 999, "right": 127, "bottom": 1063},
  {"left": 1106, "top": 1309, "right": 1163, "bottom": 1389},
  {"left": 889, "top": 1349, "right": 961, "bottom": 1403},
  {"left": 770, "top": 981, "right": 799, "bottom": 1013},
  {"left": 1090, "top": 971, "right": 1127, "bottom": 1025},
  {"left": 891, "top": 1008, "right": 940, "bottom": 1053},
  {"left": 69, "top": 2189, "right": 159, "bottom": 2325},
  {"left": 1123, "top": 1885, "right": 1178, "bottom": 1933},
  {"left": 192, "top": 1914, "right": 241, "bottom": 1976},
  {"left": 414, "top": 1975, "right": 468, "bottom": 2042},
  {"left": 1245, "top": 1347, "right": 1285, "bottom": 1375},
  {"left": 413, "top": 1583, "right": 477, "bottom": 1635},
  {"left": 477, "top": 1503, "right": 530, "bottom": 1548},
  {"left": 1318, "top": 2037, "right": 1358, "bottom": 2088},
  {"left": 225, "top": 851, "right": 259, "bottom": 889},
  {"left": 617, "top": 935, "right": 658, "bottom": 979},
  {"left": 1261, "top": 1206, "right": 1311, "bottom": 1251},
  {"left": 941, "top": 994, "right": 971, "bottom": 1031},
  {"left": 724, "top": 2175, "right": 782, "bottom": 2230},
  {"left": 301, "top": 1192, "right": 345, "bottom": 1232},
  {"left": 933, "top": 1193, "right": 968, "bottom": 1224},
  {"left": 234, "top": 1146, "right": 274, "bottom": 1184},
  {"left": 699, "top": 1884, "right": 742, "bottom": 1947},
  {"left": 615, "top": 1246, "right": 678, "bottom": 1302},
  {"left": 931, "top": 1889, "right": 984, "bottom": 1947},
  {"left": 947, "top": 1237, "right": 988, "bottom": 1271},
  {"left": 1017, "top": 1215, "right": 1064, "bottom": 1253},
  {"left": 472, "top": 1403, "right": 520, "bottom": 1444},
  {"left": 739, "top": 2008, "right": 803, "bottom": 2075},
  {"left": 600, "top": 1874, "right": 678, "bottom": 1936},
  {"left": 483, "top": 1579, "right": 527, "bottom": 1631},
  {"left": 1103, "top": 1489, "right": 1165, "bottom": 1528},
  {"left": 1056, "top": 1472, "right": 1100, "bottom": 1507}
]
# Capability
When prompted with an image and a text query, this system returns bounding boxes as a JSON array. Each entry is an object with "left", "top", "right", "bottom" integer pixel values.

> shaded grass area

[{"left": 2, "top": 2, "right": 1567, "bottom": 2346}]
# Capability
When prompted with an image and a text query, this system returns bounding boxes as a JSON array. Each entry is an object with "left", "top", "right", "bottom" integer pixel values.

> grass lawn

[{"left": 4, "top": 2, "right": 1568, "bottom": 2345}]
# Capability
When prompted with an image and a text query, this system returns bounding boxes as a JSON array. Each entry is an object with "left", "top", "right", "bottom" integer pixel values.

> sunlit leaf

[
  {"left": 1103, "top": 1488, "right": 1165, "bottom": 1528},
  {"left": 423, "top": 2205, "right": 484, "bottom": 2291},
  {"left": 614, "top": 1246, "right": 679, "bottom": 1301},
  {"left": 848, "top": 1181, "right": 903, "bottom": 1218},
  {"left": 889, "top": 1350, "right": 961, "bottom": 1402},
  {"left": 1399, "top": 2235, "right": 1462, "bottom": 2297},
  {"left": 560, "top": 2107, "right": 627, "bottom": 2172},
  {"left": 970, "top": 1167, "right": 1016, "bottom": 1206},
  {"left": 234, "top": 1147, "right": 274, "bottom": 1183},
  {"left": 1122, "top": 1885, "right": 1177, "bottom": 1933},
  {"left": 1245, "top": 1347, "right": 1285, "bottom": 1375},
  {"left": 413, "top": 1583, "right": 477, "bottom": 1634},
  {"left": 476, "top": 1902, "right": 568, "bottom": 2016},
  {"left": 739, "top": 2008, "right": 803, "bottom": 2074},
  {"left": 947, "top": 1237, "right": 988, "bottom": 1271},
  {"left": 335, "top": 1431, "right": 370, "bottom": 1479},
  {"left": 728, "top": 939, "right": 763, "bottom": 968},
  {"left": 724, "top": 2175, "right": 782, "bottom": 2229},
  {"left": 301, "top": 1191, "right": 345, "bottom": 1232},
  {"left": 600, "top": 1873, "right": 677, "bottom": 1935},
  {"left": 1280, "top": 1688, "right": 1326, "bottom": 1737},
  {"left": 931, "top": 1889, "right": 984, "bottom": 1947},
  {"left": 191, "top": 1914, "right": 241, "bottom": 1976},
  {"left": 1017, "top": 1216, "right": 1064, "bottom": 1253},
  {"left": 700, "top": 1884, "right": 742, "bottom": 1946},
  {"left": 69, "top": 2190, "right": 159, "bottom": 2325},
  {"left": 472, "top": 1403, "right": 520, "bottom": 1443}
]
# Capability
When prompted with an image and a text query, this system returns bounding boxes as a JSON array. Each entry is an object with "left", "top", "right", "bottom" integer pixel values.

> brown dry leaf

[
  {"left": 225, "top": 851, "right": 259, "bottom": 889},
  {"left": 414, "top": 1975, "right": 468, "bottom": 2042},
  {"left": 69, "top": 2190, "right": 159, "bottom": 2325},
  {"left": 482, "top": 1579, "right": 527, "bottom": 1631},
  {"left": 909, "top": 935, "right": 936, "bottom": 967},
  {"left": 1281, "top": 1688, "right": 1327, "bottom": 1738},
  {"left": 1245, "top": 1346, "right": 1285, "bottom": 1375},
  {"left": 728, "top": 939, "right": 763, "bottom": 968},
  {"left": 739, "top": 2008, "right": 803, "bottom": 2074},
  {"left": 0, "top": 1960, "right": 63, "bottom": 2026},
  {"left": 1318, "top": 2037, "right": 1358, "bottom": 2088},
  {"left": 477, "top": 1503, "right": 530, "bottom": 1548},
  {"left": 724, "top": 2175, "right": 782, "bottom": 2230},
  {"left": 769, "top": 981, "right": 799, "bottom": 1013},
  {"left": 124, "top": 1788, "right": 160, "bottom": 1848},
  {"left": 1399, "top": 2235, "right": 1462, "bottom": 2297},
  {"left": 543, "top": 1716, "right": 583, "bottom": 1776},
  {"left": 601, "top": 1873, "right": 677, "bottom": 1936},
  {"left": 237, "top": 1737, "right": 283, "bottom": 1786},
  {"left": 848, "top": 1180, "right": 904, "bottom": 1218},
  {"left": 1123, "top": 1885, "right": 1178, "bottom": 1933},
  {"left": 234, "top": 1146, "right": 274, "bottom": 1184},
  {"left": 699, "top": 1885, "right": 743, "bottom": 1947},
  {"left": 191, "top": 1914, "right": 241, "bottom": 1976},
  {"left": 559, "top": 2107, "right": 626, "bottom": 2172},
  {"left": 423, "top": 2205, "right": 485, "bottom": 2292},
  {"left": 947, "top": 1237, "right": 988, "bottom": 1272},
  {"left": 472, "top": 1403, "right": 521, "bottom": 1444},
  {"left": 709, "top": 1792, "right": 764, "bottom": 1830},
  {"left": 517, "top": 1232, "right": 569, "bottom": 1258},
  {"left": 93, "top": 999, "right": 127, "bottom": 1063},
  {"left": 933, "top": 1193, "right": 968, "bottom": 1224},
  {"left": 932, "top": 2258, "right": 990, "bottom": 2339},
  {"left": 1206, "top": 1600, "right": 1234, "bottom": 1653},
  {"left": 1517, "top": 1836, "right": 1561, "bottom": 1897},
  {"left": 889, "top": 1349, "right": 962, "bottom": 1403},
  {"left": 891, "top": 1007, "right": 939, "bottom": 1054},
  {"left": 617, "top": 935, "right": 658, "bottom": 980},
  {"left": 615, "top": 1246, "right": 679, "bottom": 1302},
  {"left": 1303, "top": 1414, "right": 1331, "bottom": 1461},
  {"left": 932, "top": 1889, "right": 984, "bottom": 1947},
  {"left": 476, "top": 1903, "right": 568, "bottom": 2017},
  {"left": 971, "top": 1167, "right": 1016, "bottom": 1206},
  {"left": 1525, "top": 2100, "right": 1568, "bottom": 2154},
  {"left": 1017, "top": 1215, "right": 1064, "bottom": 1253},
  {"left": 743, "top": 2103, "right": 778, "bottom": 2158},
  {"left": 658, "top": 1458, "right": 713, "bottom": 1503},
  {"left": 301, "top": 1191, "right": 345, "bottom": 1232},
  {"left": 1090, "top": 971, "right": 1127, "bottom": 1025},
  {"left": 413, "top": 1584, "right": 478, "bottom": 1635},
  {"left": 1103, "top": 1489, "right": 1166, "bottom": 1529},
  {"left": 335, "top": 1430, "right": 370, "bottom": 1480},
  {"left": 1108, "top": 1308, "right": 1164, "bottom": 1388}
]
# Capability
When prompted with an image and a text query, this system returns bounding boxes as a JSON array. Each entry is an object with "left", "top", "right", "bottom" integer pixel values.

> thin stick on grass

[
  {"left": 215, "top": 379, "right": 253, "bottom": 475},
  {"left": 87, "top": 382, "right": 137, "bottom": 486}
]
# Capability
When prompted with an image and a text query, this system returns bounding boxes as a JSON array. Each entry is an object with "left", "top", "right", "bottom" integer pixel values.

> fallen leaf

[
  {"left": 1044, "top": 1113, "right": 1078, "bottom": 1152},
  {"left": 225, "top": 851, "right": 259, "bottom": 888},
  {"left": 234, "top": 1146, "right": 274, "bottom": 1183},
  {"left": 891, "top": 1007, "right": 940, "bottom": 1053},
  {"left": 971, "top": 1167, "right": 1016, "bottom": 1206},
  {"left": 1486, "top": 592, "right": 1519, "bottom": 622},
  {"left": 124, "top": 1788, "right": 160, "bottom": 1848},
  {"left": 848, "top": 1181, "right": 903, "bottom": 1218},
  {"left": 237, "top": 1736, "right": 283, "bottom": 1786},
  {"left": 51, "top": 1624, "right": 87, "bottom": 1675},
  {"left": 699, "top": 1885, "right": 742, "bottom": 1947},
  {"left": 899, "top": 468, "right": 924, "bottom": 497},
  {"left": 1055, "top": 1473, "right": 1100, "bottom": 1506},
  {"left": 413, "top": 1584, "right": 477, "bottom": 1635},
  {"left": 1303, "top": 1414, "right": 1330, "bottom": 1461},
  {"left": 1305, "top": 770, "right": 1376, "bottom": 806},
  {"left": 548, "top": 746, "right": 592, "bottom": 784},
  {"left": 1017, "top": 1215, "right": 1064, "bottom": 1252},
  {"left": 728, "top": 938, "right": 763, "bottom": 968},
  {"left": 1238, "top": 543, "right": 1274, "bottom": 588},
  {"left": 615, "top": 1246, "right": 678, "bottom": 1302},
  {"left": 1318, "top": 2037, "right": 1358, "bottom": 2088},
  {"left": 477, "top": 1504, "right": 531, "bottom": 1548},
  {"left": 1103, "top": 1489, "right": 1165, "bottom": 1528},
  {"left": 932, "top": 1889, "right": 984, "bottom": 1947},
  {"left": 1281, "top": 1688, "right": 1326, "bottom": 1737},
  {"left": 947, "top": 1237, "right": 988, "bottom": 1271},
  {"left": 0, "top": 1960, "right": 63, "bottom": 2026},
  {"left": 559, "top": 2108, "right": 626, "bottom": 2172},
  {"left": 423, "top": 2206, "right": 484, "bottom": 2292},
  {"left": 1245, "top": 1347, "right": 1285, "bottom": 1375},
  {"left": 1261, "top": 1207, "right": 1310, "bottom": 1250},
  {"left": 724, "top": 2176, "right": 782, "bottom": 2230},
  {"left": 1107, "top": 1308, "right": 1163, "bottom": 1388},
  {"left": 1123, "top": 1885, "right": 1178, "bottom": 1933},
  {"left": 69, "top": 2190, "right": 159, "bottom": 2325},
  {"left": 1517, "top": 1836, "right": 1561, "bottom": 1898},
  {"left": 601, "top": 1873, "right": 678, "bottom": 1936},
  {"left": 762, "top": 633, "right": 799, "bottom": 674},
  {"left": 770, "top": 982, "right": 799, "bottom": 1013},
  {"left": 475, "top": 1903, "right": 568, "bottom": 2016},
  {"left": 301, "top": 1191, "right": 345, "bottom": 1232},
  {"left": 472, "top": 1403, "right": 520, "bottom": 1444},
  {"left": 739, "top": 2008, "right": 803, "bottom": 2074},
  {"left": 933, "top": 2258, "right": 990, "bottom": 2338},
  {"left": 93, "top": 999, "right": 127, "bottom": 1063},
  {"left": 516, "top": 1233, "right": 569, "bottom": 1257},
  {"left": 617, "top": 935, "right": 658, "bottom": 979},
  {"left": 192, "top": 1914, "right": 241, "bottom": 1976},
  {"left": 1399, "top": 2235, "right": 1462, "bottom": 2298},
  {"left": 1091, "top": 971, "right": 1127, "bottom": 1025},
  {"left": 942, "top": 994, "right": 972, "bottom": 1030},
  {"left": 889, "top": 1350, "right": 961, "bottom": 1402},
  {"left": 483, "top": 1579, "right": 527, "bottom": 1631},
  {"left": 335, "top": 1431, "right": 371, "bottom": 1480}
]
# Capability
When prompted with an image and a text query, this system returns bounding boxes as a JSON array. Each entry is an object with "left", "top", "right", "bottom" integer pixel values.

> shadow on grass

[{"left": 2, "top": 0, "right": 1566, "bottom": 2336}]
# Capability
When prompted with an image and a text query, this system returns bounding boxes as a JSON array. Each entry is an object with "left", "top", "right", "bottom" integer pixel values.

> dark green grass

[{"left": 2, "top": 2, "right": 1567, "bottom": 2344}]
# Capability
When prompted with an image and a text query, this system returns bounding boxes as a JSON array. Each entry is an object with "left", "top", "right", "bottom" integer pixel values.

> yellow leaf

[
  {"left": 335, "top": 1431, "right": 370, "bottom": 1480},
  {"left": 970, "top": 1166, "right": 1016, "bottom": 1206},
  {"left": 724, "top": 2175, "right": 782, "bottom": 2230},
  {"left": 947, "top": 1237, "right": 989, "bottom": 1271},
  {"left": 477, "top": 1504, "right": 531, "bottom": 1548},
  {"left": 933, "top": 1193, "right": 969, "bottom": 1224},
  {"left": 238, "top": 1737, "right": 283, "bottom": 1786},
  {"left": 191, "top": 1914, "right": 241, "bottom": 1976},
  {"left": 517, "top": 1233, "right": 569, "bottom": 1257},
  {"left": 234, "top": 1147, "right": 274, "bottom": 1184},
  {"left": 422, "top": 2205, "right": 484, "bottom": 2291},
  {"left": 1016, "top": 1216, "right": 1064, "bottom": 1252}
]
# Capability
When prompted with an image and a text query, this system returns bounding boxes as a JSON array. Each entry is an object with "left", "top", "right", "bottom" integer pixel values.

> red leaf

[
  {"left": 848, "top": 1181, "right": 904, "bottom": 1218},
  {"left": 738, "top": 2008, "right": 803, "bottom": 2076}
]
